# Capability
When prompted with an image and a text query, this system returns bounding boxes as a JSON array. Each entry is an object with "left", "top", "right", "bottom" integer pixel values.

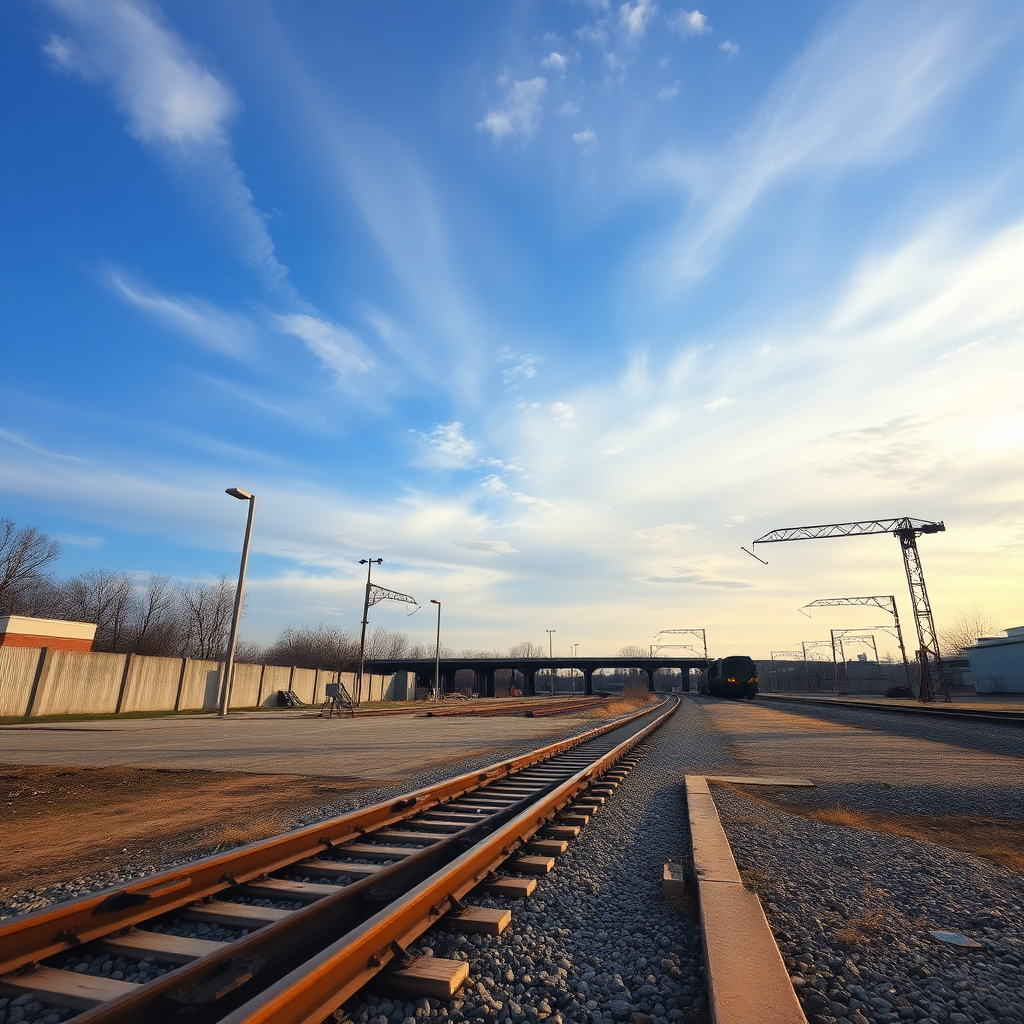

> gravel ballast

[{"left": 347, "top": 698, "right": 721, "bottom": 1024}]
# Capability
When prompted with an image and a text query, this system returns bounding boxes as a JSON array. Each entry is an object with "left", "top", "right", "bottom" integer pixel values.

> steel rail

[
  {"left": 759, "top": 693, "right": 1024, "bottom": 725},
  {"left": 221, "top": 695, "right": 679, "bottom": 1024},
  {"left": 0, "top": 700, "right": 665, "bottom": 983}
]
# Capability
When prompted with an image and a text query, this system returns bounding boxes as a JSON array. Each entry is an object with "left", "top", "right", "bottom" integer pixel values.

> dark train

[{"left": 700, "top": 656, "right": 758, "bottom": 699}]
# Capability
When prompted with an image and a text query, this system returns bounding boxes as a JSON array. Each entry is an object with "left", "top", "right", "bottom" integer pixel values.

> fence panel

[
  {"left": 178, "top": 659, "right": 223, "bottom": 709},
  {"left": 120, "top": 655, "right": 183, "bottom": 713},
  {"left": 0, "top": 646, "right": 41, "bottom": 716},
  {"left": 37, "top": 650, "right": 125, "bottom": 715},
  {"left": 290, "top": 667, "right": 316, "bottom": 704},
  {"left": 229, "top": 663, "right": 263, "bottom": 708}
]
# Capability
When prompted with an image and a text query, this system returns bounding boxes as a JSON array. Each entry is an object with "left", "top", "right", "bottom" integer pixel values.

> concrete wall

[
  {"left": 35, "top": 650, "right": 127, "bottom": 715},
  {"left": 1, "top": 646, "right": 42, "bottom": 716},
  {"left": 0, "top": 646, "right": 407, "bottom": 718},
  {"left": 120, "top": 656, "right": 186, "bottom": 713}
]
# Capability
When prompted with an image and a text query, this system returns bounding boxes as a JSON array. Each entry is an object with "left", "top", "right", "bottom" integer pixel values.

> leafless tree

[
  {"left": 61, "top": 569, "right": 136, "bottom": 652},
  {"left": 508, "top": 640, "right": 545, "bottom": 657},
  {"left": 364, "top": 627, "right": 411, "bottom": 661},
  {"left": 618, "top": 644, "right": 648, "bottom": 658},
  {"left": 180, "top": 575, "right": 234, "bottom": 661},
  {"left": 126, "top": 575, "right": 186, "bottom": 656},
  {"left": 0, "top": 519, "right": 62, "bottom": 615},
  {"left": 264, "top": 624, "right": 358, "bottom": 669},
  {"left": 939, "top": 606, "right": 1000, "bottom": 656}
]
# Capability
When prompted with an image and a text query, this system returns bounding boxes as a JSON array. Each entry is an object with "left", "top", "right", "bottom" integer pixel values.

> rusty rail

[
  {"left": 0, "top": 699, "right": 666, "bottom": 980},
  {"left": 220, "top": 696, "right": 678, "bottom": 1024}
]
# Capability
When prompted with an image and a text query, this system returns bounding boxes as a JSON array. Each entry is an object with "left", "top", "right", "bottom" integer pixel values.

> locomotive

[{"left": 700, "top": 655, "right": 758, "bottom": 699}]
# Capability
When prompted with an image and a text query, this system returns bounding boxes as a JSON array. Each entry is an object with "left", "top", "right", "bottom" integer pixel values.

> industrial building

[{"left": 965, "top": 626, "right": 1024, "bottom": 693}]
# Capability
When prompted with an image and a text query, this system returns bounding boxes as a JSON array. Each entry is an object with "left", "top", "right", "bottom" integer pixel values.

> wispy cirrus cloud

[
  {"left": 43, "top": 0, "right": 289, "bottom": 292},
  {"left": 655, "top": 2, "right": 994, "bottom": 283},
  {"left": 108, "top": 271, "right": 254, "bottom": 357},
  {"left": 452, "top": 539, "right": 518, "bottom": 555},
  {"left": 275, "top": 314, "right": 375, "bottom": 382}
]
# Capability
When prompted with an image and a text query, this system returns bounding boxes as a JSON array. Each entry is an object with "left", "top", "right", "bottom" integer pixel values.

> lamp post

[
  {"left": 546, "top": 629, "right": 556, "bottom": 657},
  {"left": 218, "top": 488, "right": 256, "bottom": 718},
  {"left": 430, "top": 599, "right": 441, "bottom": 700},
  {"left": 357, "top": 557, "right": 383, "bottom": 705}
]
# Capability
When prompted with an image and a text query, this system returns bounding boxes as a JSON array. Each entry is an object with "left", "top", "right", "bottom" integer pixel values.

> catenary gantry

[{"left": 364, "top": 655, "right": 708, "bottom": 696}]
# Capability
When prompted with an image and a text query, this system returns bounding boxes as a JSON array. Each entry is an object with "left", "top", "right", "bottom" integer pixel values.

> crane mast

[{"left": 752, "top": 517, "right": 949, "bottom": 702}]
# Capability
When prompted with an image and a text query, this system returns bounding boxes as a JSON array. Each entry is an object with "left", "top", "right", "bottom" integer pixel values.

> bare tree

[
  {"left": 264, "top": 624, "right": 358, "bottom": 669},
  {"left": 939, "top": 606, "right": 1000, "bottom": 656},
  {"left": 508, "top": 641, "right": 545, "bottom": 657},
  {"left": 618, "top": 645, "right": 648, "bottom": 658},
  {"left": 0, "top": 519, "right": 62, "bottom": 615},
  {"left": 62, "top": 569, "right": 136, "bottom": 652},
  {"left": 365, "top": 627, "right": 410, "bottom": 661},
  {"left": 127, "top": 575, "right": 186, "bottom": 656},
  {"left": 180, "top": 576, "right": 234, "bottom": 661}
]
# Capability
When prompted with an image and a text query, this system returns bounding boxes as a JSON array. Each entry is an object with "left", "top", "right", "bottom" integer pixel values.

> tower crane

[{"left": 750, "top": 518, "right": 949, "bottom": 703}]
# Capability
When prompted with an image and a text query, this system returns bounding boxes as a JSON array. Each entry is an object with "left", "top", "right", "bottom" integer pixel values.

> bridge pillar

[
  {"left": 440, "top": 669, "right": 454, "bottom": 697},
  {"left": 482, "top": 669, "right": 496, "bottom": 698},
  {"left": 525, "top": 668, "right": 537, "bottom": 696},
  {"left": 648, "top": 668, "right": 657, "bottom": 692},
  {"left": 583, "top": 668, "right": 593, "bottom": 696}
]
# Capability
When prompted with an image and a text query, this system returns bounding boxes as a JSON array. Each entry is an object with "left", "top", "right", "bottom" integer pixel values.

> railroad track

[
  {"left": 0, "top": 696, "right": 678, "bottom": 1024},
  {"left": 758, "top": 693, "right": 1024, "bottom": 726}
]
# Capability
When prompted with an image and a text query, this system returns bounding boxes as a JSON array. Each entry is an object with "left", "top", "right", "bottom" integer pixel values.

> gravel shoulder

[{"left": 714, "top": 787, "right": 1024, "bottom": 1024}]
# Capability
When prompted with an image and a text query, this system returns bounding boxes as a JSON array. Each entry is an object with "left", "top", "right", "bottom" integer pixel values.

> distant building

[
  {"left": 0, "top": 615, "right": 96, "bottom": 653},
  {"left": 964, "top": 626, "right": 1024, "bottom": 693}
]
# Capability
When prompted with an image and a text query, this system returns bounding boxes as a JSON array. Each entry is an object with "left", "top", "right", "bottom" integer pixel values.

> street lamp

[
  {"left": 218, "top": 488, "right": 256, "bottom": 718},
  {"left": 573, "top": 643, "right": 580, "bottom": 657},
  {"left": 357, "top": 557, "right": 383, "bottom": 705},
  {"left": 430, "top": 599, "right": 441, "bottom": 700},
  {"left": 546, "top": 629, "right": 556, "bottom": 657}
]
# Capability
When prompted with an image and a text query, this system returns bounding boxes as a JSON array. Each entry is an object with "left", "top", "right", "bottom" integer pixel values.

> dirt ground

[{"left": 0, "top": 762, "right": 386, "bottom": 898}]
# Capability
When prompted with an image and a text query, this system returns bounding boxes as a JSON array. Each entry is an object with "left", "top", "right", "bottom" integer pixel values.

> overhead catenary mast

[
  {"left": 803, "top": 595, "right": 911, "bottom": 689},
  {"left": 751, "top": 517, "right": 949, "bottom": 703}
]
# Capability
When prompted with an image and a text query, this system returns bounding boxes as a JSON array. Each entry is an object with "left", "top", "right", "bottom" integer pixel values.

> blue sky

[{"left": 2, "top": 0, "right": 1022, "bottom": 658}]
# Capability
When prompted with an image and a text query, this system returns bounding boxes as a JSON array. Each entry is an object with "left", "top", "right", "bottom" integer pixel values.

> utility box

[{"left": 0, "top": 616, "right": 96, "bottom": 653}]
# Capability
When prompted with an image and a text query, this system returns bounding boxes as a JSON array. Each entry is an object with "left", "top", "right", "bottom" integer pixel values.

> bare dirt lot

[{"left": 0, "top": 762, "right": 385, "bottom": 898}]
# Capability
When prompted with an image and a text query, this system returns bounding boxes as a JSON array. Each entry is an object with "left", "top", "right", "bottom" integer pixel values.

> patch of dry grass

[
  {"left": 713, "top": 783, "right": 1024, "bottom": 874},
  {"left": 834, "top": 908, "right": 886, "bottom": 947}
]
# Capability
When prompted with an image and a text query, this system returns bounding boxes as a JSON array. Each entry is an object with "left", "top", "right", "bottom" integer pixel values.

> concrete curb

[
  {"left": 685, "top": 775, "right": 809, "bottom": 1024},
  {"left": 759, "top": 693, "right": 1024, "bottom": 726}
]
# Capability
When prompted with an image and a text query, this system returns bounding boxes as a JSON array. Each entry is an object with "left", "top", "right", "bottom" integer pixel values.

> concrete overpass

[{"left": 364, "top": 655, "right": 708, "bottom": 697}]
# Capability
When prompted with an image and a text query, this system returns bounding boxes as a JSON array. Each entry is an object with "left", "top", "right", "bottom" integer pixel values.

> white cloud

[
  {"left": 603, "top": 446, "right": 625, "bottom": 455},
  {"left": 657, "top": 82, "right": 680, "bottom": 99},
  {"left": 427, "top": 422, "right": 476, "bottom": 466},
  {"left": 573, "top": 128, "right": 597, "bottom": 150},
  {"left": 620, "top": 1, "right": 658, "bottom": 39},
  {"left": 628, "top": 523, "right": 698, "bottom": 544},
  {"left": 275, "top": 314, "right": 374, "bottom": 380},
  {"left": 497, "top": 348, "right": 542, "bottom": 389},
  {"left": 551, "top": 402, "right": 576, "bottom": 424},
  {"left": 477, "top": 77, "right": 547, "bottom": 141},
  {"left": 43, "top": 0, "right": 287, "bottom": 291},
  {"left": 480, "top": 476, "right": 558, "bottom": 513},
  {"left": 540, "top": 52, "right": 568, "bottom": 71},
  {"left": 109, "top": 271, "right": 253, "bottom": 357},
  {"left": 703, "top": 396, "right": 733, "bottom": 411},
  {"left": 719, "top": 40, "right": 739, "bottom": 58},
  {"left": 560, "top": 100, "right": 582, "bottom": 116},
  {"left": 668, "top": 10, "right": 710, "bottom": 36},
  {"left": 452, "top": 539, "right": 518, "bottom": 554}
]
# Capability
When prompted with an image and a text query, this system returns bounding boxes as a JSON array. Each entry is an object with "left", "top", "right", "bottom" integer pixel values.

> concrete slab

[
  {"left": 0, "top": 712, "right": 595, "bottom": 779},
  {"left": 685, "top": 774, "right": 805, "bottom": 1024}
]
